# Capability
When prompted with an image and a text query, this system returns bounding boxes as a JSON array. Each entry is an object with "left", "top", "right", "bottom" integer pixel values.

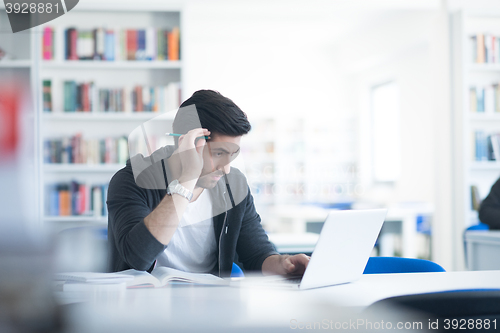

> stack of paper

[{"left": 54, "top": 272, "right": 135, "bottom": 292}]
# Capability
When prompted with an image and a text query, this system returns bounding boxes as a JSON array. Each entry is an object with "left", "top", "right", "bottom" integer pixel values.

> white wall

[
  {"left": 350, "top": 46, "right": 434, "bottom": 205},
  {"left": 181, "top": 1, "right": 342, "bottom": 119}
]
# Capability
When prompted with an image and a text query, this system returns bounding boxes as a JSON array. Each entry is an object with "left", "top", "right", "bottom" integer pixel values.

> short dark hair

[{"left": 173, "top": 90, "right": 251, "bottom": 145}]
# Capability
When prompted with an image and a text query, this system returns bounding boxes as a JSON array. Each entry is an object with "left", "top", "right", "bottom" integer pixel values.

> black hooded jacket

[{"left": 106, "top": 146, "right": 278, "bottom": 277}]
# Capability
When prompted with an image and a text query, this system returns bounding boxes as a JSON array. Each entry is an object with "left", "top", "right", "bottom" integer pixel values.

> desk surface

[
  {"left": 59, "top": 270, "right": 500, "bottom": 332},
  {"left": 308, "top": 270, "right": 500, "bottom": 307}
]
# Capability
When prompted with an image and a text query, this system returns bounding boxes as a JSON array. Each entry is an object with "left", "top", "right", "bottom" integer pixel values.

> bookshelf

[
  {"left": 30, "top": 7, "right": 182, "bottom": 227},
  {"left": 451, "top": 11, "right": 500, "bottom": 240}
]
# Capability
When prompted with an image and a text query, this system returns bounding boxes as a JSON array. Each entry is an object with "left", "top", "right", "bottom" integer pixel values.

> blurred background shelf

[
  {"left": 41, "top": 60, "right": 181, "bottom": 70},
  {"left": 44, "top": 164, "right": 125, "bottom": 173},
  {"left": 43, "top": 216, "right": 108, "bottom": 224},
  {"left": 0, "top": 60, "right": 32, "bottom": 68},
  {"left": 42, "top": 112, "right": 173, "bottom": 121}
]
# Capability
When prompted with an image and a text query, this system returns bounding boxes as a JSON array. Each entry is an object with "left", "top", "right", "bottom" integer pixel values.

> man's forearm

[{"left": 144, "top": 177, "right": 196, "bottom": 245}]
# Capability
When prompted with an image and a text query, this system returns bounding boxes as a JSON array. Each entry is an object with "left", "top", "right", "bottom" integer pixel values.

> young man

[{"left": 107, "top": 90, "right": 309, "bottom": 276}]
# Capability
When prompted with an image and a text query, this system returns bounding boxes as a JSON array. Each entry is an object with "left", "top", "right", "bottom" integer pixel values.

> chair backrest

[
  {"left": 366, "top": 290, "right": 500, "bottom": 319},
  {"left": 466, "top": 223, "right": 490, "bottom": 231},
  {"left": 363, "top": 256, "right": 445, "bottom": 274},
  {"left": 55, "top": 226, "right": 108, "bottom": 272},
  {"left": 231, "top": 263, "right": 244, "bottom": 277},
  {"left": 463, "top": 223, "right": 490, "bottom": 269}
]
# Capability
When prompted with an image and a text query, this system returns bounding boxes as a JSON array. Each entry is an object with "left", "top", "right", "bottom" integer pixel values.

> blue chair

[
  {"left": 363, "top": 257, "right": 445, "bottom": 274},
  {"left": 231, "top": 263, "right": 244, "bottom": 277},
  {"left": 466, "top": 222, "right": 490, "bottom": 231}
]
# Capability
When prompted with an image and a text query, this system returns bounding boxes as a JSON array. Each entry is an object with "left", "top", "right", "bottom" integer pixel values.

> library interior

[{"left": 2, "top": 0, "right": 500, "bottom": 331}]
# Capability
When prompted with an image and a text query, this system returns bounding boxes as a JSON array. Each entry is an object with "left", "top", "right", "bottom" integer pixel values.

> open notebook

[
  {"left": 56, "top": 267, "right": 227, "bottom": 289},
  {"left": 116, "top": 266, "right": 228, "bottom": 288}
]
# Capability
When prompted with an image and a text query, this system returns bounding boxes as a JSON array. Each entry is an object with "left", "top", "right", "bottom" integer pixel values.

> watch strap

[{"left": 167, "top": 179, "right": 193, "bottom": 201}]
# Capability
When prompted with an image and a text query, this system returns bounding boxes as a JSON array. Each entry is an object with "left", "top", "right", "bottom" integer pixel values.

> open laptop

[{"left": 239, "top": 209, "right": 387, "bottom": 290}]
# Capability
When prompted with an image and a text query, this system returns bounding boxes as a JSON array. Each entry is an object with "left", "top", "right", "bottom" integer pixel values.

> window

[{"left": 371, "top": 81, "right": 401, "bottom": 182}]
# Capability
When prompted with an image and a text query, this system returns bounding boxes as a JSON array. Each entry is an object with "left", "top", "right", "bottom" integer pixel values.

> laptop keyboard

[{"left": 282, "top": 276, "right": 303, "bottom": 284}]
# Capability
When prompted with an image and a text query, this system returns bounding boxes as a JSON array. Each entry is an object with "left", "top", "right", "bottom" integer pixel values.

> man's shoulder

[
  {"left": 108, "top": 161, "right": 140, "bottom": 194},
  {"left": 110, "top": 160, "right": 134, "bottom": 183}
]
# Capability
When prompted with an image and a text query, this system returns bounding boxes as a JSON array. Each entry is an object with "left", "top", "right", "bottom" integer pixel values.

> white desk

[{"left": 58, "top": 270, "right": 500, "bottom": 332}]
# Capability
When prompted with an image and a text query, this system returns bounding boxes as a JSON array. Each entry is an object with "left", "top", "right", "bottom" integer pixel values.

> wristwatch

[{"left": 167, "top": 179, "right": 193, "bottom": 201}]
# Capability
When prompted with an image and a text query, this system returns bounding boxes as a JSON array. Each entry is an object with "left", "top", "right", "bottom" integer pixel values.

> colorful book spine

[
  {"left": 58, "top": 184, "right": 71, "bottom": 216},
  {"left": 157, "top": 29, "right": 165, "bottom": 60},
  {"left": 477, "top": 86, "right": 485, "bottom": 112},
  {"left": 145, "top": 27, "right": 155, "bottom": 61},
  {"left": 43, "top": 27, "right": 53, "bottom": 60},
  {"left": 46, "top": 181, "right": 108, "bottom": 217},
  {"left": 104, "top": 30, "right": 115, "bottom": 61},
  {"left": 42, "top": 80, "right": 52, "bottom": 112},
  {"left": 68, "top": 28, "right": 78, "bottom": 60},
  {"left": 94, "top": 27, "right": 105, "bottom": 60},
  {"left": 168, "top": 27, "right": 180, "bottom": 61},
  {"left": 136, "top": 29, "right": 146, "bottom": 60},
  {"left": 76, "top": 30, "right": 90, "bottom": 60},
  {"left": 475, "top": 131, "right": 489, "bottom": 161},
  {"left": 127, "top": 30, "right": 137, "bottom": 60}
]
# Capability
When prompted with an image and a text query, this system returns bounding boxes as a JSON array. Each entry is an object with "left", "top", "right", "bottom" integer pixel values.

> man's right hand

[
  {"left": 175, "top": 128, "right": 211, "bottom": 183},
  {"left": 145, "top": 127, "right": 210, "bottom": 245}
]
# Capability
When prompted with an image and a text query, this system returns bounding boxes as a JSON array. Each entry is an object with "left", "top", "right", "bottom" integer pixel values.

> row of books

[
  {"left": 43, "top": 79, "right": 180, "bottom": 113},
  {"left": 470, "top": 34, "right": 500, "bottom": 64},
  {"left": 473, "top": 131, "right": 500, "bottom": 161},
  {"left": 46, "top": 181, "right": 108, "bottom": 217},
  {"left": 41, "top": 27, "right": 180, "bottom": 61},
  {"left": 469, "top": 84, "right": 500, "bottom": 113},
  {"left": 44, "top": 135, "right": 128, "bottom": 165}
]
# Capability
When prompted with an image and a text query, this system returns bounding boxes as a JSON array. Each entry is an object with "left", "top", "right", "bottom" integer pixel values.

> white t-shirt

[{"left": 156, "top": 190, "right": 217, "bottom": 273}]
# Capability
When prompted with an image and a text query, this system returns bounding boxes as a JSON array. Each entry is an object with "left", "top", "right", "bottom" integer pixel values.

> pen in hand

[{"left": 165, "top": 133, "right": 210, "bottom": 140}]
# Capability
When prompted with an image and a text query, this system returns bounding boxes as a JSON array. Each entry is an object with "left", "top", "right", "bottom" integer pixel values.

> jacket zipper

[
  {"left": 218, "top": 210, "right": 227, "bottom": 277},
  {"left": 219, "top": 186, "right": 229, "bottom": 277}
]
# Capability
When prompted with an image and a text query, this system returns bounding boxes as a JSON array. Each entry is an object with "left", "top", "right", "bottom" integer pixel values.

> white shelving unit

[
  {"left": 30, "top": 6, "right": 183, "bottom": 228},
  {"left": 0, "top": 60, "right": 32, "bottom": 68},
  {"left": 451, "top": 10, "right": 500, "bottom": 236}
]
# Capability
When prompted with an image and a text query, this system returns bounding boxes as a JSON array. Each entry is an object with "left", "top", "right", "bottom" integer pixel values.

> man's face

[{"left": 196, "top": 134, "right": 241, "bottom": 189}]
